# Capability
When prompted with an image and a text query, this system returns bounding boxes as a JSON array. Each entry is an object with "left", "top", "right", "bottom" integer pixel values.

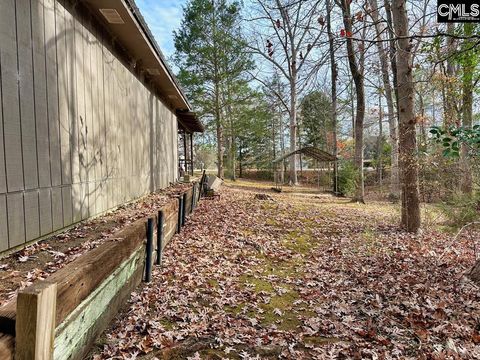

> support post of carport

[
  {"left": 190, "top": 133, "right": 194, "bottom": 176},
  {"left": 183, "top": 131, "right": 187, "bottom": 176}
]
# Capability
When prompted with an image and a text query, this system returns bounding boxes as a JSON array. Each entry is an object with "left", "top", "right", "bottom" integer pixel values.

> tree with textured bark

[
  {"left": 459, "top": 23, "right": 478, "bottom": 194},
  {"left": 367, "top": 0, "right": 399, "bottom": 199},
  {"left": 337, "top": 0, "right": 365, "bottom": 203},
  {"left": 327, "top": 0, "right": 338, "bottom": 194},
  {"left": 174, "top": 0, "right": 253, "bottom": 178},
  {"left": 246, "top": 0, "right": 326, "bottom": 184},
  {"left": 391, "top": 0, "right": 421, "bottom": 233}
]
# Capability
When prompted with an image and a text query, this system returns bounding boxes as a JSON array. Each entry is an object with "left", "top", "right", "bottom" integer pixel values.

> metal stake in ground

[
  {"left": 156, "top": 211, "right": 164, "bottom": 266},
  {"left": 144, "top": 218, "right": 154, "bottom": 283},
  {"left": 177, "top": 195, "right": 184, "bottom": 233},
  {"left": 182, "top": 193, "right": 187, "bottom": 225}
]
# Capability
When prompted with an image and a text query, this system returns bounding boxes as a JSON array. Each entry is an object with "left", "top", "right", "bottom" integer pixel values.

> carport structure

[
  {"left": 177, "top": 111, "right": 205, "bottom": 177},
  {"left": 273, "top": 146, "right": 338, "bottom": 192}
]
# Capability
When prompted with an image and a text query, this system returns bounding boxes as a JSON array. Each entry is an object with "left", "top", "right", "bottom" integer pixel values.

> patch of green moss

[
  {"left": 239, "top": 275, "right": 274, "bottom": 293},
  {"left": 160, "top": 319, "right": 175, "bottom": 330},
  {"left": 224, "top": 304, "right": 246, "bottom": 316},
  {"left": 208, "top": 279, "right": 219, "bottom": 288},
  {"left": 265, "top": 218, "right": 279, "bottom": 227},
  {"left": 259, "top": 290, "right": 301, "bottom": 330},
  {"left": 283, "top": 231, "right": 312, "bottom": 254}
]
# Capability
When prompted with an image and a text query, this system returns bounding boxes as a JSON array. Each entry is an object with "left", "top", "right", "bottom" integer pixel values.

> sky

[{"left": 136, "top": 0, "right": 187, "bottom": 59}]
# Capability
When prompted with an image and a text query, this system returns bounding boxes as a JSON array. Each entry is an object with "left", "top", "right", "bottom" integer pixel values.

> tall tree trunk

[
  {"left": 369, "top": 0, "right": 399, "bottom": 198},
  {"left": 212, "top": 2, "right": 224, "bottom": 179},
  {"left": 392, "top": 0, "right": 421, "bottom": 233},
  {"left": 327, "top": 0, "right": 338, "bottom": 193},
  {"left": 341, "top": 0, "right": 365, "bottom": 203},
  {"left": 460, "top": 23, "right": 474, "bottom": 194},
  {"left": 377, "top": 92, "right": 383, "bottom": 186},
  {"left": 289, "top": 75, "right": 298, "bottom": 185},
  {"left": 214, "top": 81, "right": 224, "bottom": 178},
  {"left": 444, "top": 23, "right": 458, "bottom": 127}
]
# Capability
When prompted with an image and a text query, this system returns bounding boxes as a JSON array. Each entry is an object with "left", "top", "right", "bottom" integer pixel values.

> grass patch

[
  {"left": 283, "top": 231, "right": 313, "bottom": 254},
  {"left": 239, "top": 275, "right": 274, "bottom": 293}
]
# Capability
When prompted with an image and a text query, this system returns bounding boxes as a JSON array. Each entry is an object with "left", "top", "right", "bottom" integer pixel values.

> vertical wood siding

[{"left": 0, "top": 0, "right": 180, "bottom": 252}]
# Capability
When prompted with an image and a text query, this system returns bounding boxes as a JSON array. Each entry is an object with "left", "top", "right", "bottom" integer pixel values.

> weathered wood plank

[
  {"left": 54, "top": 247, "right": 144, "bottom": 360},
  {"left": 0, "top": 217, "right": 147, "bottom": 335},
  {"left": 15, "top": 282, "right": 57, "bottom": 360}
]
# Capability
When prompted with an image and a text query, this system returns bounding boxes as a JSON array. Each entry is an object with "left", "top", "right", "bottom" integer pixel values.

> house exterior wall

[{"left": 0, "top": 0, "right": 179, "bottom": 252}]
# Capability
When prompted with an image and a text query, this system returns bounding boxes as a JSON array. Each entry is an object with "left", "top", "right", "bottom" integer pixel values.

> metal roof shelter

[
  {"left": 273, "top": 147, "right": 338, "bottom": 192},
  {"left": 273, "top": 147, "right": 337, "bottom": 164}
]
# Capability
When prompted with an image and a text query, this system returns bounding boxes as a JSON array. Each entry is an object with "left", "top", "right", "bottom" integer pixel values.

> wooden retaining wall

[{"left": 0, "top": 183, "right": 200, "bottom": 359}]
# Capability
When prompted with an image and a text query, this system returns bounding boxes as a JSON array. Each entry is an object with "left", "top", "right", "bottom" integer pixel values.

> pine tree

[{"left": 174, "top": 0, "right": 253, "bottom": 178}]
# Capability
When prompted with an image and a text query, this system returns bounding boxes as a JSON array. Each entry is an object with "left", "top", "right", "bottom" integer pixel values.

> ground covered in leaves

[{"left": 94, "top": 183, "right": 480, "bottom": 359}]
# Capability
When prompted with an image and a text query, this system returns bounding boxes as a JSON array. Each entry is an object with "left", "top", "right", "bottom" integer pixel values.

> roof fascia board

[{"left": 120, "top": 0, "right": 192, "bottom": 111}]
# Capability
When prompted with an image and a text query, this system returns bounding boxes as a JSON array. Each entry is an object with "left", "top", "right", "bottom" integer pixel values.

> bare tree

[
  {"left": 337, "top": 0, "right": 365, "bottom": 203},
  {"left": 368, "top": 0, "right": 399, "bottom": 199},
  {"left": 247, "top": 0, "right": 325, "bottom": 184},
  {"left": 391, "top": 0, "right": 421, "bottom": 233},
  {"left": 327, "top": 0, "right": 338, "bottom": 193}
]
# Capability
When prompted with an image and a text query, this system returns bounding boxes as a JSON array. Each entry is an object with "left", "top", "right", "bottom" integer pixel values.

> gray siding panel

[
  {"left": 0, "top": 59, "right": 6, "bottom": 194},
  {"left": 0, "top": 0, "right": 180, "bottom": 253},
  {"left": 56, "top": 3, "right": 72, "bottom": 186},
  {"left": 24, "top": 190, "right": 40, "bottom": 241},
  {"left": 0, "top": 0, "right": 24, "bottom": 192},
  {"left": 62, "top": 185, "right": 72, "bottom": 226},
  {"left": 17, "top": 0, "right": 39, "bottom": 190},
  {"left": 32, "top": 0, "right": 52, "bottom": 188},
  {"left": 51, "top": 187, "right": 63, "bottom": 231},
  {"left": 0, "top": 195, "right": 8, "bottom": 251},
  {"left": 45, "top": 0, "right": 62, "bottom": 187},
  {"left": 7, "top": 193, "right": 25, "bottom": 247},
  {"left": 39, "top": 188, "right": 52, "bottom": 236}
]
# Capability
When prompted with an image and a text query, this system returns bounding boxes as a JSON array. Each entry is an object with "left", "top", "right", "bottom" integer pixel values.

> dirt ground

[
  {"left": 0, "top": 183, "right": 192, "bottom": 307},
  {"left": 92, "top": 181, "right": 480, "bottom": 359}
]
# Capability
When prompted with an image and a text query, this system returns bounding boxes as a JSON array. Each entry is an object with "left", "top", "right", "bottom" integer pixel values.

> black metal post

[
  {"left": 182, "top": 193, "right": 187, "bottom": 225},
  {"left": 198, "top": 170, "right": 206, "bottom": 202},
  {"left": 144, "top": 218, "right": 154, "bottom": 282},
  {"left": 192, "top": 185, "right": 196, "bottom": 210},
  {"left": 156, "top": 211, "right": 164, "bottom": 266},
  {"left": 177, "top": 195, "right": 183, "bottom": 233}
]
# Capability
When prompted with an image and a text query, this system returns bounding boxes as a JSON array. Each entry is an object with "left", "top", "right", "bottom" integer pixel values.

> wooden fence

[{"left": 0, "top": 182, "right": 200, "bottom": 360}]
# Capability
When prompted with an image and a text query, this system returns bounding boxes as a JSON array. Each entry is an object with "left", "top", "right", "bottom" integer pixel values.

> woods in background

[{"left": 173, "top": 0, "right": 480, "bottom": 233}]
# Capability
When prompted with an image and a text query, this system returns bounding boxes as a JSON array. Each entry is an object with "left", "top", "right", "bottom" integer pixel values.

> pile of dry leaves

[{"left": 93, "top": 186, "right": 480, "bottom": 359}]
